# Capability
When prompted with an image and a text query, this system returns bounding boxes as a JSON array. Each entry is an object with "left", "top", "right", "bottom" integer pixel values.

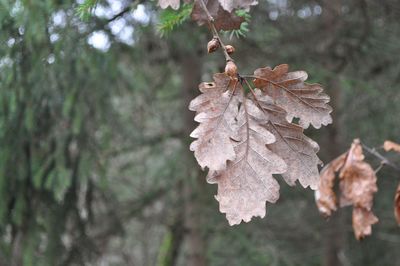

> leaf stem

[{"left": 198, "top": 0, "right": 234, "bottom": 62}]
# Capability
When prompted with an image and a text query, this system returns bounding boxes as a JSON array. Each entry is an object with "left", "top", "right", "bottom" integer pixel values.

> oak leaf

[
  {"left": 383, "top": 140, "right": 400, "bottom": 153},
  {"left": 159, "top": 0, "right": 181, "bottom": 10},
  {"left": 189, "top": 74, "right": 240, "bottom": 171},
  {"left": 253, "top": 90, "right": 322, "bottom": 189},
  {"left": 395, "top": 183, "right": 400, "bottom": 226},
  {"left": 158, "top": 0, "right": 258, "bottom": 13},
  {"left": 253, "top": 64, "right": 332, "bottom": 129},
  {"left": 191, "top": 0, "right": 244, "bottom": 31},
  {"left": 190, "top": 64, "right": 332, "bottom": 225},
  {"left": 315, "top": 139, "right": 378, "bottom": 240},
  {"left": 315, "top": 153, "right": 347, "bottom": 217},
  {"left": 339, "top": 139, "right": 378, "bottom": 239},
  {"left": 210, "top": 91, "right": 287, "bottom": 225},
  {"left": 352, "top": 207, "right": 379, "bottom": 240},
  {"left": 218, "top": 0, "right": 258, "bottom": 12},
  {"left": 339, "top": 139, "right": 378, "bottom": 210}
]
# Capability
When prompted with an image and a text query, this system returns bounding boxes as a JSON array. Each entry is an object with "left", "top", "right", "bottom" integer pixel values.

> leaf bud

[
  {"left": 207, "top": 38, "right": 220, "bottom": 53},
  {"left": 225, "top": 61, "right": 238, "bottom": 77},
  {"left": 225, "top": 45, "right": 235, "bottom": 55}
]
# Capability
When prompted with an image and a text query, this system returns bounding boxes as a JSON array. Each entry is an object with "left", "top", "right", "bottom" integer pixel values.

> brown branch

[
  {"left": 197, "top": 0, "right": 234, "bottom": 62},
  {"left": 361, "top": 142, "right": 400, "bottom": 172}
]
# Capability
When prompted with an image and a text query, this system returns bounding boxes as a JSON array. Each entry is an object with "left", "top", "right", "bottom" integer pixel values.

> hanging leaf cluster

[
  {"left": 159, "top": 0, "right": 254, "bottom": 30},
  {"left": 316, "top": 139, "right": 400, "bottom": 240},
  {"left": 383, "top": 140, "right": 400, "bottom": 227},
  {"left": 189, "top": 64, "right": 332, "bottom": 225}
]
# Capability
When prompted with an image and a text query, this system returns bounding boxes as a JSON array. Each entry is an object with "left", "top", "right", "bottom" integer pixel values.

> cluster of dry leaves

[
  {"left": 159, "top": 0, "right": 400, "bottom": 235},
  {"left": 159, "top": 0, "right": 253, "bottom": 30},
  {"left": 316, "top": 139, "right": 400, "bottom": 239},
  {"left": 189, "top": 64, "right": 332, "bottom": 225}
]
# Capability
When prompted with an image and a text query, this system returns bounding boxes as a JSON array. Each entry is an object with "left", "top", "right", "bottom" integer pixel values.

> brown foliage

[
  {"left": 190, "top": 65, "right": 332, "bottom": 225},
  {"left": 189, "top": 74, "right": 239, "bottom": 171},
  {"left": 159, "top": 0, "right": 257, "bottom": 12},
  {"left": 383, "top": 140, "right": 400, "bottom": 153},
  {"left": 315, "top": 139, "right": 379, "bottom": 240},
  {"left": 191, "top": 0, "right": 245, "bottom": 31},
  {"left": 253, "top": 64, "right": 332, "bottom": 129},
  {"left": 211, "top": 90, "right": 287, "bottom": 225},
  {"left": 395, "top": 183, "right": 400, "bottom": 226},
  {"left": 159, "top": 0, "right": 255, "bottom": 31},
  {"left": 253, "top": 90, "right": 322, "bottom": 189},
  {"left": 315, "top": 153, "right": 347, "bottom": 217},
  {"left": 158, "top": 0, "right": 185, "bottom": 10}
]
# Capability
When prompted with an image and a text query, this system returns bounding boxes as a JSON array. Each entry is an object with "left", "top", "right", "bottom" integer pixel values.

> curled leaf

[
  {"left": 383, "top": 140, "right": 400, "bottom": 153},
  {"left": 159, "top": 0, "right": 181, "bottom": 10},
  {"left": 253, "top": 64, "right": 332, "bottom": 129},
  {"left": 352, "top": 207, "right": 379, "bottom": 240},
  {"left": 217, "top": 0, "right": 258, "bottom": 12},
  {"left": 315, "top": 139, "right": 379, "bottom": 239},
  {"left": 159, "top": 0, "right": 258, "bottom": 13},
  {"left": 339, "top": 139, "right": 378, "bottom": 211},
  {"left": 315, "top": 153, "right": 347, "bottom": 217},
  {"left": 395, "top": 183, "right": 400, "bottom": 226}
]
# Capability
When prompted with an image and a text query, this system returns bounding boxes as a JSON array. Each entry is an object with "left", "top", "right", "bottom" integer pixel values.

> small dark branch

[
  {"left": 107, "top": 0, "right": 144, "bottom": 23},
  {"left": 361, "top": 142, "right": 400, "bottom": 172},
  {"left": 107, "top": 6, "right": 131, "bottom": 23},
  {"left": 198, "top": 0, "right": 233, "bottom": 62}
]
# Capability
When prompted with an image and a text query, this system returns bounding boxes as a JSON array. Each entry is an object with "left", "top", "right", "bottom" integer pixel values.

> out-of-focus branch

[{"left": 361, "top": 142, "right": 400, "bottom": 172}]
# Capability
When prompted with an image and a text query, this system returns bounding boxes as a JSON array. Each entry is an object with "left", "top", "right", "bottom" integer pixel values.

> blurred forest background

[{"left": 0, "top": 0, "right": 399, "bottom": 265}]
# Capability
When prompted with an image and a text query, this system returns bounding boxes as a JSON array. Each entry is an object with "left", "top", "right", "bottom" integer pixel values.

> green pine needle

[
  {"left": 76, "top": 0, "right": 99, "bottom": 20},
  {"left": 157, "top": 3, "right": 193, "bottom": 37},
  {"left": 225, "top": 9, "right": 251, "bottom": 39}
]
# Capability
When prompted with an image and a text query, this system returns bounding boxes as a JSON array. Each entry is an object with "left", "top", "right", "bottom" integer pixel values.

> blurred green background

[{"left": 0, "top": 0, "right": 399, "bottom": 265}]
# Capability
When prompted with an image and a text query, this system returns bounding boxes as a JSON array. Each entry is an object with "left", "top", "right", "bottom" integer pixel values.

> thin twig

[
  {"left": 197, "top": 0, "right": 234, "bottom": 62},
  {"left": 107, "top": 0, "right": 144, "bottom": 23},
  {"left": 361, "top": 142, "right": 400, "bottom": 172}
]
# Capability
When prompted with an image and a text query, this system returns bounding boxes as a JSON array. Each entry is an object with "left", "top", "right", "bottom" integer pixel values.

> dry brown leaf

[
  {"left": 339, "top": 139, "right": 378, "bottom": 209},
  {"left": 315, "top": 139, "right": 379, "bottom": 239},
  {"left": 352, "top": 207, "right": 379, "bottom": 240},
  {"left": 190, "top": 64, "right": 332, "bottom": 225},
  {"left": 383, "top": 140, "right": 400, "bottom": 153},
  {"left": 189, "top": 74, "right": 240, "bottom": 171},
  {"left": 395, "top": 183, "right": 400, "bottom": 226},
  {"left": 339, "top": 139, "right": 378, "bottom": 239},
  {"left": 253, "top": 89, "right": 322, "bottom": 189},
  {"left": 191, "top": 0, "right": 244, "bottom": 31},
  {"left": 253, "top": 64, "right": 332, "bottom": 129},
  {"left": 315, "top": 153, "right": 347, "bottom": 217},
  {"left": 159, "top": 0, "right": 258, "bottom": 12},
  {"left": 217, "top": 0, "right": 258, "bottom": 12},
  {"left": 159, "top": 0, "right": 181, "bottom": 10},
  {"left": 210, "top": 91, "right": 287, "bottom": 225}
]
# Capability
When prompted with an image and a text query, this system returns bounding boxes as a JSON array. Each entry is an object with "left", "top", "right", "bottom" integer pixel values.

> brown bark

[
  {"left": 323, "top": 74, "right": 346, "bottom": 266},
  {"left": 320, "top": 1, "right": 347, "bottom": 265}
]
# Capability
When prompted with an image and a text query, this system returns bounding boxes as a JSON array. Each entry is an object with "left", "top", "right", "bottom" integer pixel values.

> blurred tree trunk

[
  {"left": 323, "top": 77, "right": 346, "bottom": 266},
  {"left": 180, "top": 54, "right": 207, "bottom": 266},
  {"left": 321, "top": 1, "right": 347, "bottom": 266}
]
